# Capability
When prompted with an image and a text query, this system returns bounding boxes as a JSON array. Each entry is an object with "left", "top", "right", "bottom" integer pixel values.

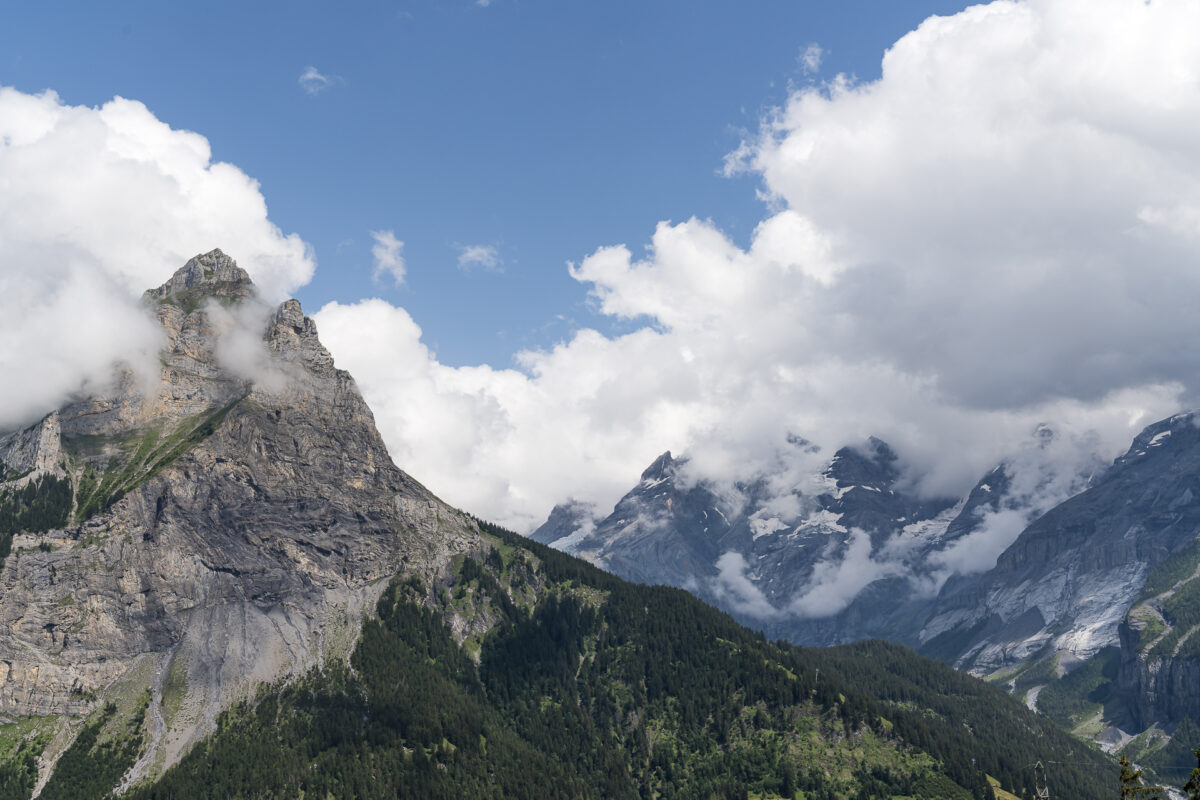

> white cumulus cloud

[
  {"left": 316, "top": 0, "right": 1200, "bottom": 560},
  {"left": 0, "top": 86, "right": 314, "bottom": 430}
]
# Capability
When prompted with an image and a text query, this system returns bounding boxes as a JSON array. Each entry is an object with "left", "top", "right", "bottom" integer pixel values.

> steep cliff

[
  {"left": 0, "top": 250, "right": 480, "bottom": 789},
  {"left": 1112, "top": 531, "right": 1200, "bottom": 775},
  {"left": 920, "top": 414, "right": 1200, "bottom": 678}
]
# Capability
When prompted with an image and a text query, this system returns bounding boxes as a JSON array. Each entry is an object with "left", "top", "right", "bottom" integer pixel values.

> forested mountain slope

[
  {"left": 0, "top": 251, "right": 1119, "bottom": 799},
  {"left": 534, "top": 412, "right": 1200, "bottom": 775},
  {"left": 118, "top": 523, "right": 1115, "bottom": 800}
]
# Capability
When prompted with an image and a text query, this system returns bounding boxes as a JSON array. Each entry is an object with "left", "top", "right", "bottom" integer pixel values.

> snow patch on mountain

[
  {"left": 889, "top": 498, "right": 966, "bottom": 552},
  {"left": 547, "top": 518, "right": 597, "bottom": 555},
  {"left": 800, "top": 509, "right": 847, "bottom": 536},
  {"left": 749, "top": 516, "right": 789, "bottom": 540}
]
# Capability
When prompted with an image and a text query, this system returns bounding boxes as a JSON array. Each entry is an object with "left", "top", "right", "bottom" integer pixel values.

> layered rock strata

[{"left": 0, "top": 249, "right": 480, "bottom": 784}]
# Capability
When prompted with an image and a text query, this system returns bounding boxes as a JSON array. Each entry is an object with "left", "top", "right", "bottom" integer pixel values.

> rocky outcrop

[
  {"left": 0, "top": 412, "right": 64, "bottom": 486},
  {"left": 1115, "top": 615, "right": 1200, "bottom": 730},
  {"left": 141, "top": 248, "right": 255, "bottom": 306},
  {"left": 921, "top": 413, "right": 1200, "bottom": 674},
  {"left": 0, "top": 250, "right": 482, "bottom": 787}
]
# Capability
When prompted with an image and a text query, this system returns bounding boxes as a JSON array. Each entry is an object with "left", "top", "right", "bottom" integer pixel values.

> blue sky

[
  {"left": 7, "top": 0, "right": 1200, "bottom": 568},
  {"left": 1, "top": 0, "right": 970, "bottom": 367}
]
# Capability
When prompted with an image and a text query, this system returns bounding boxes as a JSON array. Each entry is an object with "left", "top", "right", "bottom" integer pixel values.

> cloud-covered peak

[{"left": 0, "top": 86, "right": 314, "bottom": 429}]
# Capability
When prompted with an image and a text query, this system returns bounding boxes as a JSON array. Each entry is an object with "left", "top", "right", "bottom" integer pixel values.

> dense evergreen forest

[
  {"left": 90, "top": 521, "right": 1115, "bottom": 800},
  {"left": 807, "top": 640, "right": 1111, "bottom": 799},
  {"left": 0, "top": 473, "right": 71, "bottom": 566},
  {"left": 40, "top": 698, "right": 148, "bottom": 800}
]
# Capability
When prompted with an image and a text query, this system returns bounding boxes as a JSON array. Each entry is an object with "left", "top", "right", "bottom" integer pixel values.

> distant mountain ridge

[
  {"left": 533, "top": 414, "right": 1200, "bottom": 769},
  {"left": 532, "top": 435, "right": 1037, "bottom": 647}
]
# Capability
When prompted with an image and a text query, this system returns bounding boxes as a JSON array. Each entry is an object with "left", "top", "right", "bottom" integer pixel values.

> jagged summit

[
  {"left": 0, "top": 251, "right": 479, "bottom": 789},
  {"left": 529, "top": 498, "right": 596, "bottom": 545},
  {"left": 826, "top": 436, "right": 900, "bottom": 490},
  {"left": 640, "top": 450, "right": 677, "bottom": 481},
  {"left": 142, "top": 248, "right": 255, "bottom": 305}
]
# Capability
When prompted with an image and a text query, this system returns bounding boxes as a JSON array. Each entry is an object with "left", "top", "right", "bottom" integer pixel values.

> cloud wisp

[
  {"left": 799, "top": 44, "right": 823, "bottom": 75},
  {"left": 370, "top": 230, "right": 406, "bottom": 286},
  {"left": 456, "top": 244, "right": 502, "bottom": 272},
  {"left": 298, "top": 66, "right": 336, "bottom": 95}
]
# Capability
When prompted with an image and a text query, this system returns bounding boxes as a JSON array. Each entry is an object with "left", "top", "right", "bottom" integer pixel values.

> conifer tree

[
  {"left": 1120, "top": 755, "right": 1166, "bottom": 800},
  {"left": 1184, "top": 747, "right": 1200, "bottom": 800}
]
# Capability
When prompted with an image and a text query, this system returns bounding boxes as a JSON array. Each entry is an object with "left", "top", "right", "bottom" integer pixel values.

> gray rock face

[
  {"left": 548, "top": 451, "right": 733, "bottom": 589},
  {"left": 922, "top": 414, "right": 1200, "bottom": 674},
  {"left": 534, "top": 417, "right": 1195, "bottom": 675},
  {"left": 535, "top": 439, "right": 969, "bottom": 646},
  {"left": 1116, "top": 616, "right": 1200, "bottom": 730},
  {"left": 0, "top": 412, "right": 64, "bottom": 487},
  {"left": 141, "top": 248, "right": 254, "bottom": 305},
  {"left": 0, "top": 250, "right": 482, "bottom": 785}
]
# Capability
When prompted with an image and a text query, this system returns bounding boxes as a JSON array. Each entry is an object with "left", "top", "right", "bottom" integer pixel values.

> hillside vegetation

[
  {"left": 0, "top": 460, "right": 1120, "bottom": 799},
  {"left": 113, "top": 522, "right": 1117, "bottom": 800}
]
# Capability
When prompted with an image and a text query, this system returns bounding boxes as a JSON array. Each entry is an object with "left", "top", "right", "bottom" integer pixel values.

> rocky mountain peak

[
  {"left": 266, "top": 297, "right": 337, "bottom": 375},
  {"left": 1112, "top": 411, "right": 1196, "bottom": 469},
  {"left": 827, "top": 436, "right": 900, "bottom": 489},
  {"left": 640, "top": 451, "right": 677, "bottom": 482},
  {"left": 142, "top": 248, "right": 255, "bottom": 305},
  {"left": 529, "top": 499, "right": 597, "bottom": 545},
  {"left": 0, "top": 252, "right": 482, "bottom": 786}
]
